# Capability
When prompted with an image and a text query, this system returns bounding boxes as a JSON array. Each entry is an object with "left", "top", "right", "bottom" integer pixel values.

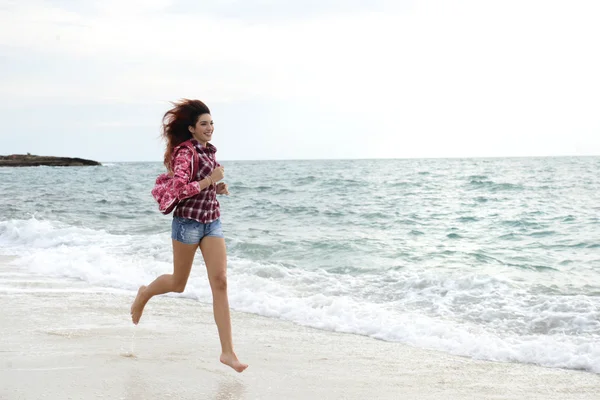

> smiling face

[{"left": 189, "top": 113, "right": 214, "bottom": 145}]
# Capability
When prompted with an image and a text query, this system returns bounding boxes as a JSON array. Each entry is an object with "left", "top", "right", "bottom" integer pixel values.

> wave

[
  {"left": 467, "top": 179, "right": 525, "bottom": 192},
  {"left": 457, "top": 216, "right": 479, "bottom": 223},
  {"left": 1, "top": 218, "right": 599, "bottom": 374}
]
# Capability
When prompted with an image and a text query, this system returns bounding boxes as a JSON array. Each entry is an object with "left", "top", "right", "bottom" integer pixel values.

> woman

[{"left": 130, "top": 99, "right": 248, "bottom": 373}]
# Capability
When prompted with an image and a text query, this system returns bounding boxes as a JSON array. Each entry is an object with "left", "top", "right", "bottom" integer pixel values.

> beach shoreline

[{"left": 1, "top": 259, "right": 599, "bottom": 400}]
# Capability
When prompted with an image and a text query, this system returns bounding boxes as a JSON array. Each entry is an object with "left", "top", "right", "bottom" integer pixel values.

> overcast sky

[{"left": 1, "top": 0, "right": 599, "bottom": 162}]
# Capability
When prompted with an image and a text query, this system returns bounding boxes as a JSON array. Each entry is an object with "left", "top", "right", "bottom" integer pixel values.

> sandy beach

[{"left": 1, "top": 259, "right": 599, "bottom": 400}]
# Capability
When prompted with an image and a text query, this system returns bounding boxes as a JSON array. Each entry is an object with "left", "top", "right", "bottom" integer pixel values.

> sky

[{"left": 0, "top": 0, "right": 599, "bottom": 162}]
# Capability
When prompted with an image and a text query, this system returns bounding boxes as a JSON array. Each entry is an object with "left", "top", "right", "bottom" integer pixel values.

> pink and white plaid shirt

[{"left": 172, "top": 139, "right": 222, "bottom": 223}]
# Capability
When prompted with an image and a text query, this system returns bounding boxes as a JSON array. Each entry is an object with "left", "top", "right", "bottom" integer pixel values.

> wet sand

[{"left": 1, "top": 260, "right": 599, "bottom": 399}]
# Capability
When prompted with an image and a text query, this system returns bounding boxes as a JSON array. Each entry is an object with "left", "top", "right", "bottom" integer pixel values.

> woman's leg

[
  {"left": 199, "top": 236, "right": 248, "bottom": 373},
  {"left": 130, "top": 240, "right": 198, "bottom": 324}
]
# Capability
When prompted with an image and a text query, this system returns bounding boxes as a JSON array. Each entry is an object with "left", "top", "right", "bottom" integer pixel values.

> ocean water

[{"left": 1, "top": 157, "right": 599, "bottom": 373}]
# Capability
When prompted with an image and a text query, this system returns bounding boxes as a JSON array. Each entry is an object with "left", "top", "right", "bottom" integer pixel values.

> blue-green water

[{"left": 1, "top": 157, "right": 599, "bottom": 372}]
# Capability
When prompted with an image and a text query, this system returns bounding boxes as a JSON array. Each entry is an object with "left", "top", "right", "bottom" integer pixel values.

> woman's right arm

[{"left": 171, "top": 147, "right": 214, "bottom": 200}]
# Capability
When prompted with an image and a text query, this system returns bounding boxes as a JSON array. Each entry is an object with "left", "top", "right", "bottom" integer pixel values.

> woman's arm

[{"left": 171, "top": 147, "right": 213, "bottom": 200}]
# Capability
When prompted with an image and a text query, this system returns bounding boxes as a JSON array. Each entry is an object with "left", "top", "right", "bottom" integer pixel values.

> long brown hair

[{"left": 161, "top": 99, "right": 211, "bottom": 171}]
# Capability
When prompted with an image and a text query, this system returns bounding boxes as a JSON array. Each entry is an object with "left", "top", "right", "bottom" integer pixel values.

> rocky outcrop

[{"left": 0, "top": 154, "right": 102, "bottom": 167}]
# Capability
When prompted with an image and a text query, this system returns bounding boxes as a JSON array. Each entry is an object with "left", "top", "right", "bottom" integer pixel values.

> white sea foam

[{"left": 1, "top": 217, "right": 599, "bottom": 373}]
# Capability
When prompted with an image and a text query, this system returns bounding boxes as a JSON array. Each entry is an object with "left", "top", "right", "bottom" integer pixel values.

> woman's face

[{"left": 190, "top": 113, "right": 214, "bottom": 144}]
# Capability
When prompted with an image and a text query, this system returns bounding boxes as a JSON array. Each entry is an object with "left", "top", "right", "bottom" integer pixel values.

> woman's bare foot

[
  {"left": 130, "top": 286, "right": 148, "bottom": 325},
  {"left": 220, "top": 352, "right": 248, "bottom": 373}
]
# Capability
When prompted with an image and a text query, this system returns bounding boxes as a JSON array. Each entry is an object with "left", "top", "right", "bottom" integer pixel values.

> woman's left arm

[{"left": 214, "top": 161, "right": 229, "bottom": 195}]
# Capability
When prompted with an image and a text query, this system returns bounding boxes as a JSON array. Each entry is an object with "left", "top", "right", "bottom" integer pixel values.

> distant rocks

[{"left": 0, "top": 154, "right": 102, "bottom": 167}]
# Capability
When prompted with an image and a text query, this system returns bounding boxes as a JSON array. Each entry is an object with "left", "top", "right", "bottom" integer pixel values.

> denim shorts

[{"left": 171, "top": 216, "right": 224, "bottom": 244}]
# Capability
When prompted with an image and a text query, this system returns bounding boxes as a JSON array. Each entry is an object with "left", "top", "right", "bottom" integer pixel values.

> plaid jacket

[{"left": 172, "top": 139, "right": 222, "bottom": 223}]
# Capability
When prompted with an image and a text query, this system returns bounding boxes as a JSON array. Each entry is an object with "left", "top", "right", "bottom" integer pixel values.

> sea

[{"left": 1, "top": 156, "right": 599, "bottom": 373}]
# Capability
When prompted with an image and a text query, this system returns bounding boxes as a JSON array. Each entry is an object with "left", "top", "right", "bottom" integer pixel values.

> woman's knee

[
  {"left": 172, "top": 276, "right": 188, "bottom": 293},
  {"left": 210, "top": 272, "right": 227, "bottom": 292}
]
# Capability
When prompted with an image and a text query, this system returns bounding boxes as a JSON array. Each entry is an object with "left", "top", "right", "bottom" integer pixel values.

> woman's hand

[
  {"left": 216, "top": 182, "right": 229, "bottom": 195},
  {"left": 210, "top": 166, "right": 225, "bottom": 183}
]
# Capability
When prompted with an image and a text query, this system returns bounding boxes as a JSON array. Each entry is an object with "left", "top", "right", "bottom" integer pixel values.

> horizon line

[{"left": 100, "top": 154, "right": 600, "bottom": 163}]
